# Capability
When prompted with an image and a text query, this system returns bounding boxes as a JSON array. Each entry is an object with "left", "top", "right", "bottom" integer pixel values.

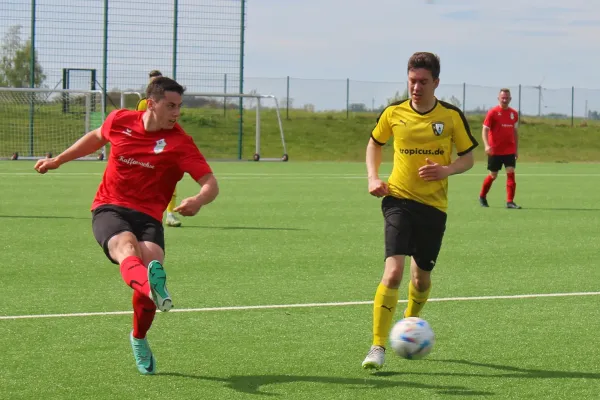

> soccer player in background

[
  {"left": 34, "top": 77, "right": 219, "bottom": 375},
  {"left": 137, "top": 70, "right": 183, "bottom": 226},
  {"left": 479, "top": 88, "right": 522, "bottom": 209},
  {"left": 362, "top": 52, "right": 478, "bottom": 370}
]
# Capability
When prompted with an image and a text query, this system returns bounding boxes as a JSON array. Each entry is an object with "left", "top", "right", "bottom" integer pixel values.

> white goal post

[
  {"left": 121, "top": 91, "right": 288, "bottom": 161},
  {"left": 0, "top": 88, "right": 106, "bottom": 160},
  {"left": 185, "top": 92, "right": 288, "bottom": 162}
]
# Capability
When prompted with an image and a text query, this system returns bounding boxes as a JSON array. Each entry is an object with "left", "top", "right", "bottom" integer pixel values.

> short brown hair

[
  {"left": 407, "top": 52, "right": 441, "bottom": 80},
  {"left": 148, "top": 70, "right": 162, "bottom": 78},
  {"left": 146, "top": 76, "right": 185, "bottom": 101},
  {"left": 499, "top": 88, "right": 511, "bottom": 95}
]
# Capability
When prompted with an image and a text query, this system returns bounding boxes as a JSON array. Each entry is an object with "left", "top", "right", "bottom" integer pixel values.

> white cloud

[{"left": 245, "top": 0, "right": 600, "bottom": 88}]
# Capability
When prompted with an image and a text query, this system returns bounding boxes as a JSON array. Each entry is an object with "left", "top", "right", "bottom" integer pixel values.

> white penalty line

[
  {"left": 2, "top": 172, "right": 600, "bottom": 178},
  {"left": 2, "top": 291, "right": 600, "bottom": 321}
]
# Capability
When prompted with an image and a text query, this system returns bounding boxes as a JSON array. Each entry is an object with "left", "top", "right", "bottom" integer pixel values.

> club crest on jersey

[
  {"left": 153, "top": 139, "right": 166, "bottom": 154},
  {"left": 510, "top": 112, "right": 515, "bottom": 120},
  {"left": 432, "top": 122, "right": 444, "bottom": 136}
]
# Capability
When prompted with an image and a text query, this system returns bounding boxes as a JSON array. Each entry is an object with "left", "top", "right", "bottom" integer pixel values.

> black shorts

[
  {"left": 91, "top": 205, "right": 165, "bottom": 264},
  {"left": 381, "top": 196, "right": 447, "bottom": 272},
  {"left": 487, "top": 154, "right": 516, "bottom": 172}
]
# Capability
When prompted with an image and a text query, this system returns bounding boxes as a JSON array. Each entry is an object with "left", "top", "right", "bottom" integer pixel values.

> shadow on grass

[
  {"left": 397, "top": 359, "right": 600, "bottom": 380},
  {"left": 181, "top": 225, "right": 306, "bottom": 231},
  {"left": 158, "top": 372, "right": 493, "bottom": 396},
  {"left": 0, "top": 214, "right": 89, "bottom": 220},
  {"left": 520, "top": 207, "right": 600, "bottom": 212}
]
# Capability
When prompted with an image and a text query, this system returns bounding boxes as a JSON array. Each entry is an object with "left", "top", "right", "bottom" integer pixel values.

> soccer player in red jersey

[
  {"left": 479, "top": 88, "right": 522, "bottom": 209},
  {"left": 34, "top": 77, "right": 219, "bottom": 375}
]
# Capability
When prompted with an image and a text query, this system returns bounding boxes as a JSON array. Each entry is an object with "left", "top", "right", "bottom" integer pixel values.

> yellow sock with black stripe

[
  {"left": 405, "top": 280, "right": 431, "bottom": 318},
  {"left": 372, "top": 283, "right": 399, "bottom": 348},
  {"left": 167, "top": 191, "right": 177, "bottom": 213}
]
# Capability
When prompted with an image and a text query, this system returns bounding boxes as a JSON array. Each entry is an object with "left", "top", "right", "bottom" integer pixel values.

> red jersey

[
  {"left": 91, "top": 109, "right": 213, "bottom": 222},
  {"left": 483, "top": 105, "right": 518, "bottom": 155}
]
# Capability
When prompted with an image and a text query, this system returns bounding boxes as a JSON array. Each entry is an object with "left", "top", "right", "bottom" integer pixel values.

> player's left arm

[
  {"left": 514, "top": 112, "right": 519, "bottom": 159},
  {"left": 419, "top": 110, "right": 477, "bottom": 181}
]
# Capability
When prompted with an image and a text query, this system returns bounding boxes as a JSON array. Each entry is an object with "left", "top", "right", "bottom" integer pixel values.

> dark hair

[
  {"left": 499, "top": 88, "right": 511, "bottom": 95},
  {"left": 407, "top": 52, "right": 441, "bottom": 80},
  {"left": 146, "top": 77, "right": 185, "bottom": 101},
  {"left": 148, "top": 69, "right": 162, "bottom": 78}
]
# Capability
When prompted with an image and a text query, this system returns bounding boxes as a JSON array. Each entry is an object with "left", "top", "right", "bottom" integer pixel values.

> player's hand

[
  {"left": 173, "top": 196, "right": 203, "bottom": 217},
  {"left": 418, "top": 158, "right": 450, "bottom": 181},
  {"left": 34, "top": 158, "right": 60, "bottom": 174},
  {"left": 484, "top": 145, "right": 493, "bottom": 155},
  {"left": 515, "top": 152, "right": 519, "bottom": 160},
  {"left": 368, "top": 178, "right": 389, "bottom": 197}
]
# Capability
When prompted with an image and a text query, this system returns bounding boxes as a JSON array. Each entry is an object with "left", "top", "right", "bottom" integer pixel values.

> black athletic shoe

[
  {"left": 506, "top": 202, "right": 522, "bottom": 209},
  {"left": 479, "top": 197, "right": 489, "bottom": 207}
]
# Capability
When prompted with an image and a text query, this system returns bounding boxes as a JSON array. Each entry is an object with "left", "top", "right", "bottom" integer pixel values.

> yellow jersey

[
  {"left": 372, "top": 99, "right": 477, "bottom": 212},
  {"left": 136, "top": 98, "right": 148, "bottom": 111}
]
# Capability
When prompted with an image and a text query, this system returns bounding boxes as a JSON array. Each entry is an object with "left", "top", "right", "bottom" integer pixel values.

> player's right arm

[
  {"left": 34, "top": 127, "right": 107, "bottom": 174},
  {"left": 482, "top": 109, "right": 493, "bottom": 155},
  {"left": 366, "top": 107, "right": 392, "bottom": 197},
  {"left": 173, "top": 138, "right": 220, "bottom": 216}
]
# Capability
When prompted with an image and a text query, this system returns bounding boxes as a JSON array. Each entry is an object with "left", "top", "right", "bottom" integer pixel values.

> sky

[
  {"left": 244, "top": 0, "right": 600, "bottom": 88},
  {"left": 2, "top": 0, "right": 600, "bottom": 115},
  {"left": 241, "top": 0, "right": 600, "bottom": 114}
]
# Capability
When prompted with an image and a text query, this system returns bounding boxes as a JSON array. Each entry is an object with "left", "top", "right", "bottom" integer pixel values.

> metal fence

[
  {"left": 0, "top": 0, "right": 246, "bottom": 103},
  {"left": 2, "top": 1, "right": 599, "bottom": 126},
  {"left": 243, "top": 77, "right": 600, "bottom": 123}
]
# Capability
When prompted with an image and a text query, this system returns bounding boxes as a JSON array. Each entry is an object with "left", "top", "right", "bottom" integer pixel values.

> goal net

[
  {"left": 119, "top": 91, "right": 288, "bottom": 161},
  {"left": 0, "top": 88, "right": 105, "bottom": 160}
]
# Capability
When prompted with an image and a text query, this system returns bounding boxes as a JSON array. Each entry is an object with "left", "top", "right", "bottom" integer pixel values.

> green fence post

[
  {"left": 237, "top": 0, "right": 246, "bottom": 160},
  {"left": 286, "top": 75, "right": 290, "bottom": 120},
  {"left": 102, "top": 0, "right": 108, "bottom": 116},
  {"left": 462, "top": 82, "right": 466, "bottom": 113},
  {"left": 28, "top": 0, "right": 36, "bottom": 157},
  {"left": 172, "top": 0, "right": 178, "bottom": 80},
  {"left": 346, "top": 78, "right": 350, "bottom": 119},
  {"left": 571, "top": 86, "right": 574, "bottom": 127},
  {"left": 223, "top": 73, "right": 227, "bottom": 117},
  {"left": 518, "top": 84, "right": 522, "bottom": 120}
]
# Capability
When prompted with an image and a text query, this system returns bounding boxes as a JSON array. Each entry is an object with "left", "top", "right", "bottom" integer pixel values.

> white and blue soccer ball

[{"left": 389, "top": 317, "right": 435, "bottom": 360}]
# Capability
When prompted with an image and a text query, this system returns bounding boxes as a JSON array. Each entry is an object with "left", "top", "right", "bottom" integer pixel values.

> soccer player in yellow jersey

[
  {"left": 362, "top": 52, "right": 478, "bottom": 370},
  {"left": 136, "top": 70, "right": 182, "bottom": 227}
]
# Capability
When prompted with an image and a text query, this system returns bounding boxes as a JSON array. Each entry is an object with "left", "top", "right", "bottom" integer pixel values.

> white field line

[
  {"left": 1, "top": 291, "right": 599, "bottom": 321},
  {"left": 2, "top": 172, "right": 600, "bottom": 178}
]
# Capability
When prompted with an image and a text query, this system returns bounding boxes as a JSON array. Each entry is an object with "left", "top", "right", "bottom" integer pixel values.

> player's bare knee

[
  {"left": 490, "top": 172, "right": 498, "bottom": 179},
  {"left": 382, "top": 256, "right": 404, "bottom": 288},
  {"left": 411, "top": 276, "right": 431, "bottom": 292},
  {"left": 108, "top": 231, "right": 141, "bottom": 262}
]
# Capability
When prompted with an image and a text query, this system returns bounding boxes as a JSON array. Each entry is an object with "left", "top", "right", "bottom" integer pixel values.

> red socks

[
  {"left": 120, "top": 256, "right": 150, "bottom": 297},
  {"left": 132, "top": 290, "right": 156, "bottom": 339},
  {"left": 507, "top": 172, "right": 516, "bottom": 202},
  {"left": 480, "top": 175, "right": 496, "bottom": 198}
]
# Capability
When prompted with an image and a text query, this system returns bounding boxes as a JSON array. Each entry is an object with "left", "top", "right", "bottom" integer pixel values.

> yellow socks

[
  {"left": 372, "top": 283, "right": 399, "bottom": 348},
  {"left": 405, "top": 280, "right": 431, "bottom": 318},
  {"left": 167, "top": 192, "right": 177, "bottom": 213}
]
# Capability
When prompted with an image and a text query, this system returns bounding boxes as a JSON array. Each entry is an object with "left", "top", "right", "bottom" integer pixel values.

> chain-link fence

[
  {"left": 0, "top": 0, "right": 245, "bottom": 99},
  {"left": 244, "top": 77, "right": 600, "bottom": 124}
]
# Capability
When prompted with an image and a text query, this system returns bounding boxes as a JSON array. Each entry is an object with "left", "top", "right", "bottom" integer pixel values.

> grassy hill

[
  {"left": 179, "top": 108, "right": 600, "bottom": 162},
  {"left": 2, "top": 102, "right": 600, "bottom": 162}
]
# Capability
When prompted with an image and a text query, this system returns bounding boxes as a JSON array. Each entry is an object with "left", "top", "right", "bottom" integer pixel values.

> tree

[
  {"left": 349, "top": 103, "right": 367, "bottom": 112},
  {"left": 0, "top": 25, "right": 46, "bottom": 88},
  {"left": 447, "top": 95, "right": 462, "bottom": 109},
  {"left": 387, "top": 88, "right": 409, "bottom": 105}
]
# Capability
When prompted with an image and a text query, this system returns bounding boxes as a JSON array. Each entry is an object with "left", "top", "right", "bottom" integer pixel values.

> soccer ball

[{"left": 389, "top": 317, "right": 435, "bottom": 360}]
